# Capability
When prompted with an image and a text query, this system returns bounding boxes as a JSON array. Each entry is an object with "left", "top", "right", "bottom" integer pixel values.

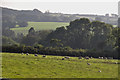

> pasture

[
  {"left": 10, "top": 22, "right": 69, "bottom": 35},
  {"left": 1, "top": 53, "right": 119, "bottom": 78}
]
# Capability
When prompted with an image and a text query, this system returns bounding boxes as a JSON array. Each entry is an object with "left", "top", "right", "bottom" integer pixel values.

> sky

[{"left": 0, "top": 0, "right": 119, "bottom": 15}]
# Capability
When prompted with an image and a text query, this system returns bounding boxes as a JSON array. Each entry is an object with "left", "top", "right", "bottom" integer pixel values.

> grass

[
  {"left": 10, "top": 22, "right": 69, "bottom": 35},
  {"left": 1, "top": 53, "right": 119, "bottom": 78},
  {"left": 113, "top": 25, "right": 117, "bottom": 28}
]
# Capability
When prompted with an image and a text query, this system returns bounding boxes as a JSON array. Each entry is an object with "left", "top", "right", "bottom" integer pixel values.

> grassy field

[
  {"left": 10, "top": 22, "right": 69, "bottom": 35},
  {"left": 1, "top": 53, "right": 119, "bottom": 78},
  {"left": 113, "top": 25, "right": 117, "bottom": 28}
]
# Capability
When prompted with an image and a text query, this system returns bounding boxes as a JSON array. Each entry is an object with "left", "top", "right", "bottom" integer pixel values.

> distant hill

[{"left": 2, "top": 7, "right": 118, "bottom": 25}]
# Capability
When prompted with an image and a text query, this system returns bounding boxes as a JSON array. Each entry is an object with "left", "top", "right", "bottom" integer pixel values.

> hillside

[
  {"left": 2, "top": 7, "right": 118, "bottom": 25},
  {"left": 10, "top": 22, "right": 69, "bottom": 35},
  {"left": 2, "top": 53, "right": 118, "bottom": 78}
]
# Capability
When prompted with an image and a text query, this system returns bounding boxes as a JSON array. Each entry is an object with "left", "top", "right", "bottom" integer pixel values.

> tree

[
  {"left": 50, "top": 39, "right": 63, "bottom": 47},
  {"left": 28, "top": 27, "right": 35, "bottom": 35},
  {"left": 2, "top": 36, "right": 19, "bottom": 46},
  {"left": 118, "top": 18, "right": 120, "bottom": 27},
  {"left": 2, "top": 14, "right": 16, "bottom": 28},
  {"left": 43, "top": 18, "right": 114, "bottom": 50}
]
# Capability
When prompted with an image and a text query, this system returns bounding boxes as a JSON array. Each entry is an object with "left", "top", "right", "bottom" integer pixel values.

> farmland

[
  {"left": 2, "top": 53, "right": 119, "bottom": 78},
  {"left": 10, "top": 22, "right": 117, "bottom": 36},
  {"left": 10, "top": 22, "right": 69, "bottom": 35}
]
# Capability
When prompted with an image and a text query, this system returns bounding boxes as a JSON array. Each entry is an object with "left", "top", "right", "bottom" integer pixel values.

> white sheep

[
  {"left": 108, "top": 57, "right": 113, "bottom": 59},
  {"left": 99, "top": 57, "right": 103, "bottom": 59},
  {"left": 26, "top": 53, "right": 29, "bottom": 55},
  {"left": 43, "top": 55, "right": 46, "bottom": 57},
  {"left": 65, "top": 56, "right": 70, "bottom": 59},
  {"left": 115, "top": 62, "right": 118, "bottom": 64},
  {"left": 103, "top": 57, "right": 107, "bottom": 59},
  {"left": 34, "top": 54, "right": 38, "bottom": 56},
  {"left": 21, "top": 53, "right": 24, "bottom": 55},
  {"left": 85, "top": 56, "right": 89, "bottom": 59},
  {"left": 90, "top": 57, "right": 93, "bottom": 59},
  {"left": 98, "top": 70, "right": 101, "bottom": 72}
]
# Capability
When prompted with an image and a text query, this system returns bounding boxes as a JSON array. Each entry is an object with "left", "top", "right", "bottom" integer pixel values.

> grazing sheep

[
  {"left": 99, "top": 57, "right": 103, "bottom": 59},
  {"left": 34, "top": 54, "right": 38, "bottom": 56},
  {"left": 85, "top": 56, "right": 89, "bottom": 59},
  {"left": 90, "top": 57, "right": 93, "bottom": 59},
  {"left": 62, "top": 58, "right": 64, "bottom": 60},
  {"left": 115, "top": 62, "right": 118, "bottom": 64},
  {"left": 43, "top": 55, "right": 46, "bottom": 57},
  {"left": 26, "top": 53, "right": 29, "bottom": 55},
  {"left": 87, "top": 63, "right": 91, "bottom": 65},
  {"left": 78, "top": 56, "right": 82, "bottom": 59},
  {"left": 65, "top": 56, "right": 70, "bottom": 59},
  {"left": 21, "top": 53, "right": 24, "bottom": 55},
  {"left": 101, "top": 57, "right": 103, "bottom": 59},
  {"left": 98, "top": 70, "right": 101, "bottom": 72},
  {"left": 108, "top": 57, "right": 113, "bottom": 59},
  {"left": 103, "top": 57, "right": 107, "bottom": 59}
]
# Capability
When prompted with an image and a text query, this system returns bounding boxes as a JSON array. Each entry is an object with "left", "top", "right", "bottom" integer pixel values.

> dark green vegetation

[
  {"left": 2, "top": 18, "right": 120, "bottom": 58},
  {"left": 2, "top": 53, "right": 118, "bottom": 78},
  {"left": 10, "top": 22, "right": 69, "bottom": 35},
  {"left": 44, "top": 18, "right": 115, "bottom": 49}
]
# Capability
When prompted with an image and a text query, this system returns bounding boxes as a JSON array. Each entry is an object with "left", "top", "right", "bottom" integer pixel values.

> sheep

[
  {"left": 115, "top": 62, "right": 118, "bottom": 64},
  {"left": 65, "top": 56, "right": 70, "bottom": 59},
  {"left": 34, "top": 54, "right": 38, "bottom": 56},
  {"left": 62, "top": 58, "right": 64, "bottom": 60},
  {"left": 43, "top": 55, "right": 46, "bottom": 57},
  {"left": 87, "top": 63, "right": 91, "bottom": 65},
  {"left": 85, "top": 56, "right": 89, "bottom": 59},
  {"left": 21, "top": 53, "right": 24, "bottom": 55},
  {"left": 26, "top": 53, "right": 29, "bottom": 55},
  {"left": 103, "top": 57, "right": 107, "bottom": 59},
  {"left": 99, "top": 57, "right": 103, "bottom": 59},
  {"left": 98, "top": 70, "right": 101, "bottom": 72},
  {"left": 107, "top": 57, "right": 113, "bottom": 59},
  {"left": 90, "top": 57, "right": 93, "bottom": 59},
  {"left": 78, "top": 56, "right": 82, "bottom": 59}
]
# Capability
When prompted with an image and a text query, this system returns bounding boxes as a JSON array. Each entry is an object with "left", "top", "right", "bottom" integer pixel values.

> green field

[
  {"left": 2, "top": 53, "right": 119, "bottom": 78},
  {"left": 113, "top": 25, "right": 117, "bottom": 28},
  {"left": 10, "top": 22, "right": 69, "bottom": 35}
]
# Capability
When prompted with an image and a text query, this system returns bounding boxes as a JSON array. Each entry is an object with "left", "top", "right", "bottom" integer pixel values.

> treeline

[
  {"left": 2, "top": 18, "right": 120, "bottom": 59},
  {"left": 2, "top": 7, "right": 118, "bottom": 29},
  {"left": 42, "top": 18, "right": 118, "bottom": 50},
  {"left": 2, "top": 45, "right": 118, "bottom": 59},
  {"left": 2, "top": 28, "right": 52, "bottom": 46}
]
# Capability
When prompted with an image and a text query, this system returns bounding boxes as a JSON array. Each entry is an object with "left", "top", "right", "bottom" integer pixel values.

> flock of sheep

[
  {"left": 21, "top": 53, "right": 46, "bottom": 57},
  {"left": 21, "top": 53, "right": 114, "bottom": 59},
  {"left": 21, "top": 53, "right": 118, "bottom": 73}
]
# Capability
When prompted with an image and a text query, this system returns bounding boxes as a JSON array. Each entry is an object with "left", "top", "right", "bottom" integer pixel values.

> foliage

[
  {"left": 2, "top": 36, "right": 19, "bottom": 46},
  {"left": 44, "top": 18, "right": 115, "bottom": 51},
  {"left": 20, "top": 27, "right": 51, "bottom": 46},
  {"left": 2, "top": 14, "right": 16, "bottom": 28},
  {"left": 2, "top": 45, "right": 118, "bottom": 58}
]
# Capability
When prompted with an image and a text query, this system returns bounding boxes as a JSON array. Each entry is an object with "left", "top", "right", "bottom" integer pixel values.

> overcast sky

[{"left": 0, "top": 0, "right": 119, "bottom": 15}]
